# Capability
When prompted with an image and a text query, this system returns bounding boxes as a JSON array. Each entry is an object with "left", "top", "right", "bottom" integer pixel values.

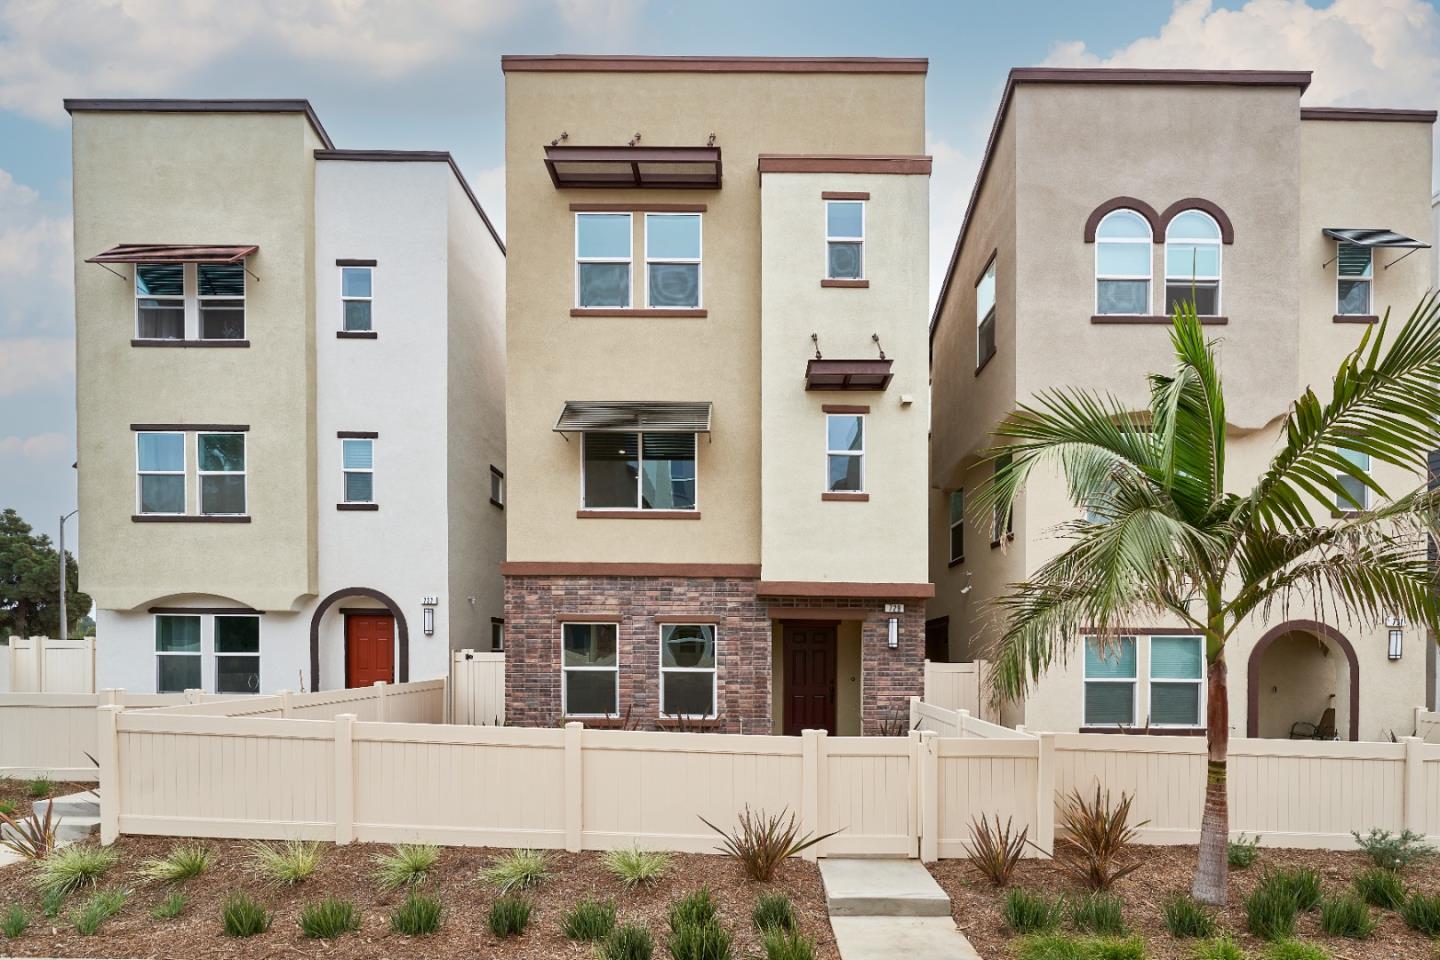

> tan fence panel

[
  {"left": 819, "top": 735, "right": 917, "bottom": 856},
  {"left": 912, "top": 698, "right": 963, "bottom": 737},
  {"left": 452, "top": 651, "right": 505, "bottom": 725},
  {"left": 385, "top": 680, "right": 446, "bottom": 724},
  {"left": 7, "top": 637, "right": 94, "bottom": 694},
  {"left": 0, "top": 691, "right": 186, "bottom": 779},
  {"left": 934, "top": 736, "right": 1043, "bottom": 859},
  {"left": 1416, "top": 709, "right": 1440, "bottom": 744},
  {"left": 923, "top": 660, "right": 993, "bottom": 720}
]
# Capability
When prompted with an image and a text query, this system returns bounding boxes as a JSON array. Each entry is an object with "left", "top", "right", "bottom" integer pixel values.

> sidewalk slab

[
  {"left": 830, "top": 917, "right": 982, "bottom": 960},
  {"left": 819, "top": 858, "right": 952, "bottom": 917}
]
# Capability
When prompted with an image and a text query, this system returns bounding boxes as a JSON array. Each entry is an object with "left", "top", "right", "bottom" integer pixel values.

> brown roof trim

[
  {"left": 502, "top": 562, "right": 761, "bottom": 579},
  {"left": 501, "top": 55, "right": 928, "bottom": 75},
  {"left": 1083, "top": 197, "right": 1160, "bottom": 242},
  {"left": 63, "top": 98, "right": 335, "bottom": 149},
  {"left": 1157, "top": 198, "right": 1235, "bottom": 243},
  {"left": 759, "top": 154, "right": 932, "bottom": 175},
  {"left": 1301, "top": 107, "right": 1438, "bottom": 123},
  {"left": 756, "top": 580, "right": 935, "bottom": 599},
  {"left": 314, "top": 149, "right": 505, "bottom": 255}
]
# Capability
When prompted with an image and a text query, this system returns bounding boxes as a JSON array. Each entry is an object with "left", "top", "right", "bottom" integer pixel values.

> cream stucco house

[
  {"left": 928, "top": 69, "right": 1436, "bottom": 741},
  {"left": 500, "top": 56, "right": 932, "bottom": 735},
  {"left": 67, "top": 100, "right": 506, "bottom": 695}
]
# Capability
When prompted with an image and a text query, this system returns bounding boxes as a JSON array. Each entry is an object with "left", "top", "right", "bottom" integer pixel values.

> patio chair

[{"left": 1289, "top": 706, "right": 1338, "bottom": 740}]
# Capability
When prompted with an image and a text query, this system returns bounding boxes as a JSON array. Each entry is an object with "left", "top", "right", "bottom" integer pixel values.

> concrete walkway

[{"left": 820, "top": 859, "right": 982, "bottom": 960}]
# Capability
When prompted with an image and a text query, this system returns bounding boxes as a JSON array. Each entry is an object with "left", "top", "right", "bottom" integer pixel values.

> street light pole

[{"left": 58, "top": 509, "right": 78, "bottom": 641}]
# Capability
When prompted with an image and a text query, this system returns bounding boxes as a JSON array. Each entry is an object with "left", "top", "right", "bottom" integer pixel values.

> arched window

[
  {"left": 1095, "top": 210, "right": 1152, "bottom": 316},
  {"left": 1164, "top": 210, "right": 1222, "bottom": 316}
]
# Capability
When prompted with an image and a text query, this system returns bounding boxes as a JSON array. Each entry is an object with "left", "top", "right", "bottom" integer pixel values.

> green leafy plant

[
  {"left": 1228, "top": 834, "right": 1261, "bottom": 869},
  {"left": 1401, "top": 890, "right": 1440, "bottom": 935},
  {"left": 1068, "top": 893, "right": 1125, "bottom": 935},
  {"left": 1350, "top": 827, "right": 1435, "bottom": 871},
  {"left": 1260, "top": 868, "right": 1321, "bottom": 912},
  {"left": 71, "top": 888, "right": 126, "bottom": 936},
  {"left": 969, "top": 813, "right": 1028, "bottom": 887},
  {"left": 1003, "top": 888, "right": 1064, "bottom": 934},
  {"left": 1, "top": 904, "right": 29, "bottom": 939},
  {"left": 1317, "top": 892, "right": 1375, "bottom": 939},
  {"left": 372, "top": 843, "right": 439, "bottom": 890},
  {"left": 1352, "top": 867, "right": 1405, "bottom": 909},
  {"left": 481, "top": 848, "right": 550, "bottom": 893},
  {"left": 138, "top": 843, "right": 211, "bottom": 883},
  {"left": 669, "top": 888, "right": 719, "bottom": 931},
  {"left": 488, "top": 895, "right": 531, "bottom": 937},
  {"left": 760, "top": 927, "right": 815, "bottom": 960},
  {"left": 0, "top": 803, "right": 57, "bottom": 860},
  {"left": 700, "top": 806, "right": 840, "bottom": 882},
  {"left": 1050, "top": 787, "right": 1146, "bottom": 891},
  {"left": 298, "top": 897, "right": 359, "bottom": 939},
  {"left": 1192, "top": 937, "right": 1248, "bottom": 960},
  {"left": 1162, "top": 893, "right": 1217, "bottom": 939},
  {"left": 26, "top": 777, "right": 52, "bottom": 800},
  {"left": 1015, "top": 933, "right": 1145, "bottom": 960},
  {"left": 0, "top": 800, "right": 14, "bottom": 817},
  {"left": 600, "top": 923, "right": 656, "bottom": 960},
  {"left": 603, "top": 846, "right": 670, "bottom": 888},
  {"left": 39, "top": 886, "right": 66, "bottom": 918},
  {"left": 389, "top": 891, "right": 443, "bottom": 936},
  {"left": 667, "top": 916, "right": 732, "bottom": 960},
  {"left": 150, "top": 892, "right": 187, "bottom": 920},
  {"left": 33, "top": 844, "right": 120, "bottom": 897},
  {"left": 248, "top": 839, "right": 322, "bottom": 885},
  {"left": 221, "top": 891, "right": 272, "bottom": 937},
  {"left": 1244, "top": 882, "right": 1297, "bottom": 942},
  {"left": 562, "top": 897, "right": 616, "bottom": 941},
  {"left": 1258, "top": 941, "right": 1328, "bottom": 960},
  {"left": 752, "top": 892, "right": 796, "bottom": 933}
]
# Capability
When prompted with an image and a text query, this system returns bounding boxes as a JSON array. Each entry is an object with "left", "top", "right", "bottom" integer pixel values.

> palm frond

[{"left": 1148, "top": 301, "right": 1227, "bottom": 518}]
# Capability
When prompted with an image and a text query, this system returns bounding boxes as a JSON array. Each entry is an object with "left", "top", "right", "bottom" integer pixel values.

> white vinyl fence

[
  {"left": 451, "top": 650, "right": 505, "bottom": 725},
  {"left": 6, "top": 636, "right": 95, "bottom": 694}
]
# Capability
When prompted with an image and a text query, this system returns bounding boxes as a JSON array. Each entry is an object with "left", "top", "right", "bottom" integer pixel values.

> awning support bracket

[
  {"left": 1383, "top": 247, "right": 1422, "bottom": 270},
  {"left": 93, "top": 262, "right": 128, "bottom": 283}
]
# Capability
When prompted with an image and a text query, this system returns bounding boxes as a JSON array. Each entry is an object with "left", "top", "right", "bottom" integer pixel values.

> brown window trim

[
  {"left": 1157, "top": 198, "right": 1235, "bottom": 244},
  {"left": 577, "top": 509, "right": 701, "bottom": 520},
  {"left": 570, "top": 308, "right": 708, "bottom": 318},
  {"left": 569, "top": 202, "right": 707, "bottom": 212},
  {"left": 822, "top": 404, "right": 870, "bottom": 414},
  {"left": 948, "top": 555, "right": 965, "bottom": 568},
  {"left": 337, "top": 430, "right": 379, "bottom": 439},
  {"left": 336, "top": 258, "right": 377, "bottom": 267},
  {"left": 822, "top": 492, "right": 869, "bottom": 502},
  {"left": 131, "top": 338, "right": 250, "bottom": 349},
  {"left": 821, "top": 279, "right": 869, "bottom": 288},
  {"left": 1082, "top": 197, "right": 1161, "bottom": 242},
  {"left": 132, "top": 515, "right": 251, "bottom": 523},
  {"left": 337, "top": 503, "right": 379, "bottom": 511},
  {"left": 989, "top": 532, "right": 1014, "bottom": 549},
  {"left": 149, "top": 606, "right": 263, "bottom": 615},
  {"left": 821, "top": 191, "right": 870, "bottom": 200},
  {"left": 975, "top": 351, "right": 995, "bottom": 376},
  {"left": 1079, "top": 726, "right": 1205, "bottom": 736},
  {"left": 490, "top": 465, "right": 505, "bottom": 510},
  {"left": 1333, "top": 314, "right": 1379, "bottom": 324},
  {"left": 130, "top": 423, "right": 249, "bottom": 432},
  {"left": 336, "top": 331, "right": 378, "bottom": 339},
  {"left": 1091, "top": 315, "right": 1228, "bottom": 325}
]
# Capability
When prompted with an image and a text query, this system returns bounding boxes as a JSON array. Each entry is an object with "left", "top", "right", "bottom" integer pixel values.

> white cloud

[
  {"left": 0, "top": 432, "right": 69, "bottom": 461},
  {"left": 0, "top": 337, "right": 74, "bottom": 398},
  {"left": 0, "top": 169, "right": 72, "bottom": 336}
]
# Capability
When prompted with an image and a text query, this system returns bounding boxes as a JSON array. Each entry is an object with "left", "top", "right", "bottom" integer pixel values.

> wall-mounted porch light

[
  {"left": 422, "top": 595, "right": 438, "bottom": 637},
  {"left": 885, "top": 603, "right": 904, "bottom": 649},
  {"left": 1388, "top": 627, "right": 1403, "bottom": 661}
]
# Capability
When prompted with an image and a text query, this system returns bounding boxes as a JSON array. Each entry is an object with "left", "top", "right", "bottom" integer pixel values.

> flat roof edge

[
  {"left": 501, "top": 54, "right": 928, "bottom": 74},
  {"left": 62, "top": 98, "right": 335, "bottom": 149},
  {"left": 1008, "top": 67, "right": 1312, "bottom": 89},
  {"left": 1301, "top": 107, "right": 1437, "bottom": 124}
]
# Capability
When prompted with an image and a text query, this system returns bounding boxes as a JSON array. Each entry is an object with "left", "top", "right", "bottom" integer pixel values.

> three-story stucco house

[
  {"left": 67, "top": 99, "right": 507, "bottom": 695},
  {"left": 927, "top": 68, "right": 1436, "bottom": 742},
  {"left": 500, "top": 56, "right": 933, "bottom": 735}
]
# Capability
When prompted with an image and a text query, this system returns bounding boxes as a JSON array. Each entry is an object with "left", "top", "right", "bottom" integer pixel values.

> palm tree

[{"left": 977, "top": 296, "right": 1440, "bottom": 904}]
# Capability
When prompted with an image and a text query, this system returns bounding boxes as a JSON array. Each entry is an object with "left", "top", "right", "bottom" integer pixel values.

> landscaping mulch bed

[
  {"left": 0, "top": 778, "right": 89, "bottom": 819},
  {"left": 931, "top": 844, "right": 1440, "bottom": 959},
  {"left": 0, "top": 836, "right": 838, "bottom": 959}
]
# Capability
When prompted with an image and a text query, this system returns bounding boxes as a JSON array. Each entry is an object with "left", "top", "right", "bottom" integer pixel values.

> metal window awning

[
  {"left": 554, "top": 401, "right": 712, "bottom": 436},
  {"left": 86, "top": 244, "right": 259, "bottom": 264},
  {"left": 544, "top": 145, "right": 722, "bottom": 189},
  {"left": 1322, "top": 228, "right": 1430, "bottom": 269},
  {"left": 805, "top": 359, "right": 894, "bottom": 391}
]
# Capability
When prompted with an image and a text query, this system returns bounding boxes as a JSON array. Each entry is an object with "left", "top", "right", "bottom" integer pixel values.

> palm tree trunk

[{"left": 1191, "top": 646, "right": 1229, "bottom": 905}]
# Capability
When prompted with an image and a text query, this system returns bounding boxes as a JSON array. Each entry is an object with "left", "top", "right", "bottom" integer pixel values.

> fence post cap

[{"left": 564, "top": 720, "right": 584, "bottom": 730}]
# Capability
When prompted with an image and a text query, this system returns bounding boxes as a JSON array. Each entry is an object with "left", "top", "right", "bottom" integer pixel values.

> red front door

[
  {"left": 784, "top": 622, "right": 837, "bottom": 736},
  {"left": 345, "top": 614, "right": 395, "bottom": 688}
]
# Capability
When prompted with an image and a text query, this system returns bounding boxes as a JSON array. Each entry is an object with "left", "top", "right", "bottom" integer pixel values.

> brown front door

[
  {"left": 345, "top": 614, "right": 395, "bottom": 688},
  {"left": 784, "top": 622, "right": 837, "bottom": 736}
]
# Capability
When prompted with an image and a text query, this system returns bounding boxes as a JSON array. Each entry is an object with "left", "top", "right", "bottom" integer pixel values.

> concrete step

[
  {"left": 3, "top": 815, "right": 98, "bottom": 844},
  {"left": 830, "top": 917, "right": 981, "bottom": 960},
  {"left": 33, "top": 791, "right": 99, "bottom": 820},
  {"left": 819, "top": 858, "right": 953, "bottom": 918}
]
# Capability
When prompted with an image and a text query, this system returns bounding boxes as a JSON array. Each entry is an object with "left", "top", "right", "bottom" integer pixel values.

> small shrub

[
  {"left": 667, "top": 917, "right": 732, "bottom": 960},
  {"left": 969, "top": 814, "right": 1028, "bottom": 887},
  {"left": 600, "top": 923, "right": 656, "bottom": 960},
  {"left": 481, "top": 849, "right": 550, "bottom": 893},
  {"left": 151, "top": 892, "right": 187, "bottom": 919},
  {"left": 604, "top": 846, "right": 670, "bottom": 888},
  {"left": 298, "top": 897, "right": 359, "bottom": 939},
  {"left": 26, "top": 777, "right": 52, "bottom": 799},
  {"left": 71, "top": 888, "right": 126, "bottom": 935},
  {"left": 761, "top": 926, "right": 816, "bottom": 960},
  {"left": 1003, "top": 888, "right": 1064, "bottom": 934},
  {"left": 39, "top": 886, "right": 66, "bottom": 918},
  {"left": 488, "top": 895, "right": 531, "bottom": 937},
  {"left": 373, "top": 843, "right": 438, "bottom": 890},
  {"left": 248, "top": 839, "right": 322, "bottom": 885},
  {"left": 1087, "top": 937, "right": 1146, "bottom": 960},
  {"left": 1, "top": 904, "right": 28, "bottom": 938},
  {"left": 1258, "top": 941, "right": 1328, "bottom": 960},
  {"left": 1244, "top": 883, "right": 1297, "bottom": 942},
  {"left": 1162, "top": 893, "right": 1217, "bottom": 939},
  {"left": 0, "top": 801, "right": 14, "bottom": 817},
  {"left": 1069, "top": 892, "right": 1125, "bottom": 935},
  {"left": 0, "top": 804, "right": 57, "bottom": 860},
  {"left": 669, "top": 887, "right": 719, "bottom": 931},
  {"left": 562, "top": 897, "right": 615, "bottom": 941},
  {"left": 1261, "top": 868, "right": 1320, "bottom": 912},
  {"left": 1350, "top": 827, "right": 1435, "bottom": 872},
  {"left": 389, "top": 891, "right": 442, "bottom": 936},
  {"left": 701, "top": 806, "right": 839, "bottom": 883},
  {"left": 1015, "top": 933, "right": 1145, "bottom": 960},
  {"left": 1228, "top": 834, "right": 1261, "bottom": 869},
  {"left": 1052, "top": 786, "right": 1147, "bottom": 891},
  {"left": 1400, "top": 891, "right": 1440, "bottom": 936},
  {"left": 1317, "top": 893, "right": 1374, "bottom": 939},
  {"left": 34, "top": 844, "right": 120, "bottom": 896},
  {"left": 752, "top": 892, "right": 796, "bottom": 933},
  {"left": 1352, "top": 868, "right": 1405, "bottom": 909},
  {"left": 138, "top": 843, "right": 211, "bottom": 884},
  {"left": 1191, "top": 937, "right": 1248, "bottom": 960},
  {"left": 221, "top": 892, "right": 272, "bottom": 937}
]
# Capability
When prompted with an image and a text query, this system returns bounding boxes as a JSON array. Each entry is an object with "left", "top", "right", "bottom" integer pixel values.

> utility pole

[{"left": 58, "top": 509, "right": 78, "bottom": 641}]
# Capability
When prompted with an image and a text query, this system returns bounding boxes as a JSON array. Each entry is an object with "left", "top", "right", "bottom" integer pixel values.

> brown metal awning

[
  {"left": 86, "top": 244, "right": 258, "bottom": 265},
  {"left": 544, "top": 145, "right": 722, "bottom": 189},
  {"left": 554, "top": 401, "right": 713, "bottom": 435},
  {"left": 805, "top": 359, "right": 894, "bottom": 391}
]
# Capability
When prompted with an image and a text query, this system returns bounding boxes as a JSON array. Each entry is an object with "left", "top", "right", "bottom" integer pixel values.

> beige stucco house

[
  {"left": 501, "top": 55, "right": 932, "bottom": 735},
  {"left": 928, "top": 68, "right": 1436, "bottom": 741}
]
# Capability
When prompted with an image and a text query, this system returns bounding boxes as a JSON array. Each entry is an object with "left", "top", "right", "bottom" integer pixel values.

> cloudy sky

[{"left": 1, "top": 0, "right": 1437, "bottom": 551}]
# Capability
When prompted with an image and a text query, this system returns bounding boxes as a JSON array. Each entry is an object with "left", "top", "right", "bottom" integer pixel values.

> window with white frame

[
  {"left": 1337, "top": 245, "right": 1373, "bottom": 316},
  {"left": 1149, "top": 634, "right": 1203, "bottom": 727},
  {"left": 342, "top": 438, "right": 375, "bottom": 503},
  {"left": 562, "top": 622, "right": 618, "bottom": 716},
  {"left": 197, "top": 433, "right": 246, "bottom": 515},
  {"left": 1083, "top": 635, "right": 1136, "bottom": 726},
  {"left": 948, "top": 490, "right": 965, "bottom": 563},
  {"left": 1095, "top": 210, "right": 1152, "bottom": 316},
  {"left": 645, "top": 213, "right": 701, "bottom": 308},
  {"left": 136, "top": 432, "right": 186, "bottom": 515},
  {"left": 155, "top": 614, "right": 202, "bottom": 693},
  {"left": 825, "top": 200, "right": 864, "bottom": 279},
  {"left": 197, "top": 264, "right": 246, "bottom": 339},
  {"left": 135, "top": 263, "right": 246, "bottom": 341},
  {"left": 490, "top": 466, "right": 505, "bottom": 508},
  {"left": 1164, "top": 210, "right": 1222, "bottom": 316},
  {"left": 135, "top": 264, "right": 185, "bottom": 340},
  {"left": 825, "top": 414, "right": 864, "bottom": 493},
  {"left": 1335, "top": 447, "right": 1371, "bottom": 510},
  {"left": 660, "top": 624, "right": 716, "bottom": 717},
  {"left": 976, "top": 255, "right": 997, "bottom": 369},
  {"left": 576, "top": 213, "right": 632, "bottom": 308},
  {"left": 582, "top": 432, "right": 696, "bottom": 510},
  {"left": 214, "top": 615, "right": 261, "bottom": 694},
  {"left": 341, "top": 266, "right": 374, "bottom": 331}
]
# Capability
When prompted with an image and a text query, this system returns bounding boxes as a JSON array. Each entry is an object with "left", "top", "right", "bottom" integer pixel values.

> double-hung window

[
  {"left": 341, "top": 266, "right": 374, "bottom": 331},
  {"left": 197, "top": 433, "right": 246, "bottom": 515},
  {"left": 135, "top": 263, "right": 246, "bottom": 341},
  {"left": 660, "top": 624, "right": 716, "bottom": 718},
  {"left": 1095, "top": 210, "right": 1152, "bottom": 316},
  {"left": 1337, "top": 245, "right": 1373, "bottom": 316},
  {"left": 197, "top": 264, "right": 246, "bottom": 339},
  {"left": 214, "top": 615, "right": 261, "bottom": 694},
  {"left": 136, "top": 432, "right": 186, "bottom": 515},
  {"left": 576, "top": 213, "right": 632, "bottom": 308},
  {"left": 948, "top": 490, "right": 965, "bottom": 563},
  {"left": 155, "top": 614, "right": 202, "bottom": 693},
  {"left": 825, "top": 414, "right": 864, "bottom": 493},
  {"left": 976, "top": 255, "right": 997, "bottom": 370},
  {"left": 1149, "top": 635, "right": 1203, "bottom": 727},
  {"left": 582, "top": 432, "right": 696, "bottom": 510},
  {"left": 342, "top": 438, "right": 375, "bottom": 503},
  {"left": 1083, "top": 636, "right": 1137, "bottom": 726},
  {"left": 156, "top": 613, "right": 260, "bottom": 694},
  {"left": 1335, "top": 448, "right": 1371, "bottom": 510},
  {"left": 135, "top": 264, "right": 185, "bottom": 340},
  {"left": 645, "top": 213, "right": 702, "bottom": 308},
  {"left": 1164, "top": 210, "right": 1222, "bottom": 316},
  {"left": 825, "top": 200, "right": 864, "bottom": 280},
  {"left": 562, "top": 622, "right": 618, "bottom": 716}
]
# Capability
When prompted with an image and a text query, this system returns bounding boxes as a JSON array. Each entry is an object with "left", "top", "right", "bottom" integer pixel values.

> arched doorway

[
  {"left": 308, "top": 587, "right": 409, "bottom": 692},
  {"left": 1247, "top": 620, "right": 1358, "bottom": 740}
]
